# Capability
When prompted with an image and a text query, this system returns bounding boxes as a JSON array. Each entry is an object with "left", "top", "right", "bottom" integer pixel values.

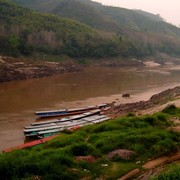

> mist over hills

[
  {"left": 1, "top": 0, "right": 180, "bottom": 59},
  {"left": 11, "top": 0, "right": 180, "bottom": 36}
]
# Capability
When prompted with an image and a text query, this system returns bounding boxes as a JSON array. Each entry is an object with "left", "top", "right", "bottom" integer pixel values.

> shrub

[
  {"left": 70, "top": 142, "right": 95, "bottom": 156},
  {"left": 144, "top": 116, "right": 156, "bottom": 125},
  {"left": 162, "top": 104, "right": 179, "bottom": 115}
]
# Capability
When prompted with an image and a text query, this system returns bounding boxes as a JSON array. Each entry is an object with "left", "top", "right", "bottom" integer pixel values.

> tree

[{"left": 8, "top": 35, "right": 20, "bottom": 56}]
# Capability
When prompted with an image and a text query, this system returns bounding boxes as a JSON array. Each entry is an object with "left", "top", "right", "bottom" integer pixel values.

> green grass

[
  {"left": 151, "top": 163, "right": 180, "bottom": 180},
  {"left": 0, "top": 106, "right": 179, "bottom": 179}
]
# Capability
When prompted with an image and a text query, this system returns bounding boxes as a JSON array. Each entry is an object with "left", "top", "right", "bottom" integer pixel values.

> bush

[
  {"left": 70, "top": 142, "right": 95, "bottom": 156},
  {"left": 162, "top": 105, "right": 179, "bottom": 115},
  {"left": 144, "top": 116, "right": 156, "bottom": 125}
]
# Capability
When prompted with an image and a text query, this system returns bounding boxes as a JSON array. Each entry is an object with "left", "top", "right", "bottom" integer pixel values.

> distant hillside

[
  {"left": 134, "top": 10, "right": 164, "bottom": 22},
  {"left": 1, "top": 0, "right": 180, "bottom": 59},
  {"left": 11, "top": 0, "right": 124, "bottom": 33},
  {"left": 0, "top": 0, "right": 122, "bottom": 58},
  {"left": 11, "top": 0, "right": 180, "bottom": 36}
]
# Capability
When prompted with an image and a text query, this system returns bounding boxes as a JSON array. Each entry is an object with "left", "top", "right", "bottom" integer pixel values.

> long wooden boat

[
  {"left": 24, "top": 118, "right": 90, "bottom": 138},
  {"left": 29, "top": 109, "right": 100, "bottom": 127},
  {"left": 5, "top": 115, "right": 111, "bottom": 153},
  {"left": 3, "top": 135, "right": 58, "bottom": 153},
  {"left": 24, "top": 114, "right": 110, "bottom": 138},
  {"left": 37, "top": 121, "right": 89, "bottom": 138},
  {"left": 34, "top": 104, "right": 107, "bottom": 118},
  {"left": 25, "top": 123, "right": 57, "bottom": 129},
  {"left": 24, "top": 125, "right": 64, "bottom": 137}
]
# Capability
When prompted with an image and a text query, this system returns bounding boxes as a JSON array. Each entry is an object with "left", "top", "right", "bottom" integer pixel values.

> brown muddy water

[{"left": 0, "top": 65, "right": 180, "bottom": 151}]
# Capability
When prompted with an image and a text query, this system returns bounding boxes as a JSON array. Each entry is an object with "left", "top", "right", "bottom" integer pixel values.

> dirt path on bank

[
  {"left": 118, "top": 151, "right": 180, "bottom": 180},
  {"left": 114, "top": 86, "right": 180, "bottom": 180}
]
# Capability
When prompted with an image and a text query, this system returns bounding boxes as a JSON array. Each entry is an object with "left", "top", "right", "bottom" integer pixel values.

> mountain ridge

[{"left": 11, "top": 0, "right": 180, "bottom": 36}]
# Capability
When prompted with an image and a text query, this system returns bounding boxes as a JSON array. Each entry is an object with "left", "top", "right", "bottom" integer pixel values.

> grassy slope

[
  {"left": 0, "top": 106, "right": 179, "bottom": 179},
  {"left": 152, "top": 163, "right": 180, "bottom": 180}
]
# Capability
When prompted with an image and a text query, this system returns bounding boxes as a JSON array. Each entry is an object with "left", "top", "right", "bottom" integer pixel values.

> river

[{"left": 0, "top": 65, "right": 180, "bottom": 151}]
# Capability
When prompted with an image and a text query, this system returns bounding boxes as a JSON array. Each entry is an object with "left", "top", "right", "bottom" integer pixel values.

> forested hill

[
  {"left": 1, "top": 0, "right": 180, "bottom": 59},
  {"left": 0, "top": 0, "right": 119, "bottom": 58},
  {"left": 11, "top": 0, "right": 180, "bottom": 36}
]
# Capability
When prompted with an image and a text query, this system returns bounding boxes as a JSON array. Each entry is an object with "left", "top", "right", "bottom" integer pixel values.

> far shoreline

[{"left": 1, "top": 55, "right": 180, "bottom": 83}]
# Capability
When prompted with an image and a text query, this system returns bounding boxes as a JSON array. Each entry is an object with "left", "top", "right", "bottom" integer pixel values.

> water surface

[{"left": 0, "top": 65, "right": 180, "bottom": 151}]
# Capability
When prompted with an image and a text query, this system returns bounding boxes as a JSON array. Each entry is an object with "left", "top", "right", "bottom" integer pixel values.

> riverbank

[
  {"left": 0, "top": 84, "right": 180, "bottom": 179},
  {"left": 1, "top": 53, "right": 180, "bottom": 83},
  {"left": 0, "top": 60, "right": 179, "bottom": 151},
  {"left": 0, "top": 105, "right": 179, "bottom": 179},
  {"left": 0, "top": 56, "right": 82, "bottom": 82},
  {"left": 0, "top": 56, "right": 142, "bottom": 83},
  {"left": 0, "top": 55, "right": 174, "bottom": 83},
  {"left": 107, "top": 86, "right": 180, "bottom": 118}
]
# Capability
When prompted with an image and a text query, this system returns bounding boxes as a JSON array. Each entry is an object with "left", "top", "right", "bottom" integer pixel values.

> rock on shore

[{"left": 107, "top": 86, "right": 180, "bottom": 117}]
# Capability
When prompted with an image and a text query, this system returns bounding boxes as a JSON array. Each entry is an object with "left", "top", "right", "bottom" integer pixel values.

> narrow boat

[
  {"left": 3, "top": 135, "right": 58, "bottom": 153},
  {"left": 37, "top": 128, "right": 63, "bottom": 138},
  {"left": 24, "top": 114, "right": 110, "bottom": 138},
  {"left": 37, "top": 121, "right": 89, "bottom": 138},
  {"left": 24, "top": 125, "right": 63, "bottom": 137},
  {"left": 35, "top": 104, "right": 107, "bottom": 118},
  {"left": 81, "top": 115, "right": 110, "bottom": 124},
  {"left": 30, "top": 109, "right": 100, "bottom": 127},
  {"left": 24, "top": 105, "right": 110, "bottom": 139},
  {"left": 25, "top": 123, "right": 57, "bottom": 129},
  {"left": 25, "top": 118, "right": 90, "bottom": 138}
]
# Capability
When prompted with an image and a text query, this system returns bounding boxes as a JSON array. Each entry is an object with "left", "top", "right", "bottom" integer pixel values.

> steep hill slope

[
  {"left": 134, "top": 10, "right": 164, "bottom": 22},
  {"left": 11, "top": 0, "right": 180, "bottom": 36},
  {"left": 1, "top": 0, "right": 180, "bottom": 59},
  {"left": 11, "top": 0, "right": 124, "bottom": 33},
  {"left": 0, "top": 0, "right": 122, "bottom": 58}
]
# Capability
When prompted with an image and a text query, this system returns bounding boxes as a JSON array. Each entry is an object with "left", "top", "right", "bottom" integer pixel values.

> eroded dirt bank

[
  {"left": 0, "top": 56, "right": 82, "bottom": 82},
  {"left": 107, "top": 86, "right": 180, "bottom": 118}
]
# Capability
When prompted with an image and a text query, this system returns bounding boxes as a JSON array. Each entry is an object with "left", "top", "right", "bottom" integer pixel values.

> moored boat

[
  {"left": 24, "top": 114, "right": 110, "bottom": 138},
  {"left": 24, "top": 125, "right": 63, "bottom": 137},
  {"left": 31, "top": 109, "right": 100, "bottom": 127},
  {"left": 35, "top": 104, "right": 107, "bottom": 118},
  {"left": 3, "top": 135, "right": 58, "bottom": 153}
]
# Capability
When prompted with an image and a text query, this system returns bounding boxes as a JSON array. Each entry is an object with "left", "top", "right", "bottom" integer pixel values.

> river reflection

[{"left": 0, "top": 66, "right": 180, "bottom": 151}]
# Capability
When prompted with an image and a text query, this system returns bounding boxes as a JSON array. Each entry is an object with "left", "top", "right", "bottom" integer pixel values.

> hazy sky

[{"left": 93, "top": 0, "right": 180, "bottom": 26}]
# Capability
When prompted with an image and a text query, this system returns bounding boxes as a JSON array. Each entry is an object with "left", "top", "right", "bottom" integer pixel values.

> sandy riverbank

[
  {"left": 52, "top": 84, "right": 180, "bottom": 112},
  {"left": 106, "top": 86, "right": 180, "bottom": 117}
]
